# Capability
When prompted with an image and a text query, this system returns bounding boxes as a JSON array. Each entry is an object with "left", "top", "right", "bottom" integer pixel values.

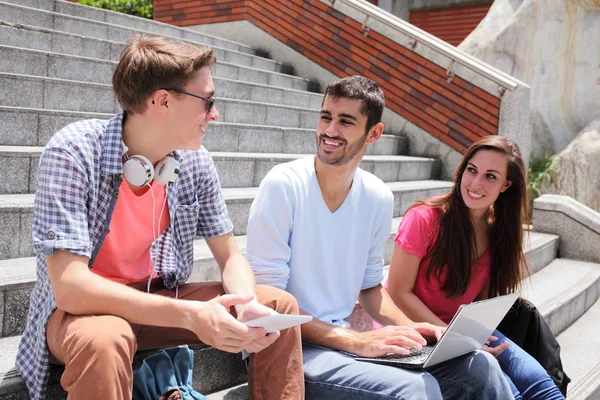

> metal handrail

[{"left": 329, "top": 0, "right": 518, "bottom": 93}]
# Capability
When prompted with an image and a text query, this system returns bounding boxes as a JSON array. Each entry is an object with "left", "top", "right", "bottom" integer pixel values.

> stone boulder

[
  {"left": 540, "top": 118, "right": 600, "bottom": 212},
  {"left": 458, "top": 0, "right": 600, "bottom": 155}
]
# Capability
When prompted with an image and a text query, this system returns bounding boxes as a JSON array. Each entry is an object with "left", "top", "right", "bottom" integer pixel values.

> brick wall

[
  {"left": 154, "top": 0, "right": 500, "bottom": 153},
  {"left": 410, "top": 4, "right": 491, "bottom": 46}
]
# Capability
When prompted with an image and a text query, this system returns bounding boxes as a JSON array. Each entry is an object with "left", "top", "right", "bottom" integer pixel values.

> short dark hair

[
  {"left": 323, "top": 76, "right": 385, "bottom": 134},
  {"left": 113, "top": 35, "right": 216, "bottom": 114}
]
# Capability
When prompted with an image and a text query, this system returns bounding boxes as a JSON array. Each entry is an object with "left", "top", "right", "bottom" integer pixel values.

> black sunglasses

[{"left": 162, "top": 88, "right": 215, "bottom": 113}]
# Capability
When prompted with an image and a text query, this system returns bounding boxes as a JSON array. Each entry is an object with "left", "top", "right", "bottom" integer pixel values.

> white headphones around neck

[{"left": 121, "top": 141, "right": 180, "bottom": 186}]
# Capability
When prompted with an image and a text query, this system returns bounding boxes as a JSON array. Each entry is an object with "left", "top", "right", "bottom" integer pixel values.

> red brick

[{"left": 472, "top": 86, "right": 501, "bottom": 107}]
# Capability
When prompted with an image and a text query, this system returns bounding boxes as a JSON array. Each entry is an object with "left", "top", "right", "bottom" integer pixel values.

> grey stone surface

[
  {"left": 42, "top": 79, "right": 115, "bottom": 113},
  {"left": 0, "top": 3, "right": 54, "bottom": 30},
  {"left": 0, "top": 292, "right": 3, "bottom": 339},
  {"left": 205, "top": 384, "right": 248, "bottom": 400},
  {"left": 18, "top": 211, "right": 33, "bottom": 258},
  {"left": 533, "top": 195, "right": 600, "bottom": 264},
  {"left": 47, "top": 54, "right": 114, "bottom": 84},
  {"left": 38, "top": 112, "right": 101, "bottom": 144},
  {"left": 523, "top": 232, "right": 559, "bottom": 274},
  {"left": 558, "top": 297, "right": 600, "bottom": 396},
  {"left": 28, "top": 157, "right": 39, "bottom": 194},
  {"left": 498, "top": 83, "right": 532, "bottom": 167},
  {"left": 54, "top": 0, "right": 108, "bottom": 22},
  {"left": 0, "top": 23, "right": 51, "bottom": 52},
  {"left": 0, "top": 211, "right": 20, "bottom": 260},
  {"left": 408, "top": 0, "right": 493, "bottom": 10},
  {"left": 265, "top": 106, "right": 300, "bottom": 128},
  {"left": 53, "top": 15, "right": 108, "bottom": 40},
  {"left": 3, "top": 289, "right": 31, "bottom": 337},
  {"left": 0, "top": 47, "right": 47, "bottom": 77},
  {"left": 283, "top": 129, "right": 315, "bottom": 154},
  {"left": 250, "top": 85, "right": 283, "bottom": 105},
  {"left": 0, "top": 156, "right": 30, "bottom": 195},
  {"left": 237, "top": 128, "right": 284, "bottom": 153},
  {"left": 0, "top": 110, "right": 38, "bottom": 146},
  {"left": 522, "top": 258, "right": 600, "bottom": 336},
  {"left": 225, "top": 102, "right": 268, "bottom": 125},
  {"left": 213, "top": 160, "right": 256, "bottom": 188},
  {"left": 192, "top": 346, "right": 247, "bottom": 394},
  {"left": 0, "top": 76, "right": 44, "bottom": 109},
  {"left": 52, "top": 32, "right": 113, "bottom": 61}
]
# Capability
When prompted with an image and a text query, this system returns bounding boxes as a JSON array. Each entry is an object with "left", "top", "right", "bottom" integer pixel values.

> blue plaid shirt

[{"left": 16, "top": 113, "right": 233, "bottom": 400}]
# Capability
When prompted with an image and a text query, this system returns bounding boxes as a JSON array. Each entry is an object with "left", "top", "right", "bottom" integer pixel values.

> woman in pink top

[{"left": 383, "top": 136, "right": 564, "bottom": 400}]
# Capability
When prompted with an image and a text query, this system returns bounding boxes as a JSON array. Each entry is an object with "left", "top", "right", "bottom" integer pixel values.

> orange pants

[{"left": 46, "top": 282, "right": 304, "bottom": 400}]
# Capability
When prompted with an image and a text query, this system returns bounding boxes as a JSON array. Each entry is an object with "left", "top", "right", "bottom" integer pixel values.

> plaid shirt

[{"left": 16, "top": 113, "right": 233, "bottom": 400}]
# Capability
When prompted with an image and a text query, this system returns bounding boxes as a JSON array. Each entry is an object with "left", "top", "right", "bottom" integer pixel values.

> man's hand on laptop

[
  {"left": 408, "top": 322, "right": 446, "bottom": 343},
  {"left": 481, "top": 335, "right": 510, "bottom": 358},
  {"left": 185, "top": 293, "right": 269, "bottom": 354},
  {"left": 353, "top": 325, "right": 428, "bottom": 358}
]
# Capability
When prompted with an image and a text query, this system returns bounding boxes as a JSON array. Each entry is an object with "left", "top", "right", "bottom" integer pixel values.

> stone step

[
  {"left": 0, "top": 224, "right": 557, "bottom": 339},
  {"left": 522, "top": 258, "right": 600, "bottom": 336},
  {"left": 0, "top": 44, "right": 310, "bottom": 91},
  {"left": 0, "top": 335, "right": 247, "bottom": 399},
  {"left": 0, "top": 180, "right": 455, "bottom": 260},
  {"left": 0, "top": 106, "right": 323, "bottom": 147},
  {"left": 0, "top": 146, "right": 437, "bottom": 194},
  {"left": 0, "top": 72, "right": 323, "bottom": 114},
  {"left": 0, "top": 20, "right": 284, "bottom": 77},
  {"left": 0, "top": 106, "right": 406, "bottom": 153},
  {"left": 0, "top": 0, "right": 262, "bottom": 59},
  {"left": 557, "top": 297, "right": 600, "bottom": 400}
]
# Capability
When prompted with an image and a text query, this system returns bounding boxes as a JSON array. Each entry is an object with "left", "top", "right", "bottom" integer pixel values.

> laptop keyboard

[{"left": 377, "top": 345, "right": 434, "bottom": 362}]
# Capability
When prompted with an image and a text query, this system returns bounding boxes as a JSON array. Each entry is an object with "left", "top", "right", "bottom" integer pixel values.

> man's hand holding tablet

[{"left": 244, "top": 314, "right": 313, "bottom": 333}]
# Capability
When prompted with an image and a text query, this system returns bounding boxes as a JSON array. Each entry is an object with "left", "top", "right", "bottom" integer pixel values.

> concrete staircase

[{"left": 0, "top": 1, "right": 598, "bottom": 398}]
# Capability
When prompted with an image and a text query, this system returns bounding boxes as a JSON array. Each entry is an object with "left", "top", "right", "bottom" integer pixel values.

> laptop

[{"left": 355, "top": 293, "right": 519, "bottom": 369}]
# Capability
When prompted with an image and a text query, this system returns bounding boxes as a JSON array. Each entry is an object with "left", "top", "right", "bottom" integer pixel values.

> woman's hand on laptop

[
  {"left": 481, "top": 335, "right": 510, "bottom": 357},
  {"left": 353, "top": 325, "right": 427, "bottom": 357}
]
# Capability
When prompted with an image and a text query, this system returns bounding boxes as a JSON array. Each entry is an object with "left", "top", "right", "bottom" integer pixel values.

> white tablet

[{"left": 244, "top": 314, "right": 313, "bottom": 333}]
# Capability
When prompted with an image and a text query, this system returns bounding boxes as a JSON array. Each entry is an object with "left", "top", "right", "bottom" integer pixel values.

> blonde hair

[{"left": 112, "top": 34, "right": 216, "bottom": 114}]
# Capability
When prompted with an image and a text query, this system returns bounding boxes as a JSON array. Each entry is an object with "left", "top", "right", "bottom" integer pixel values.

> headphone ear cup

[
  {"left": 154, "top": 156, "right": 180, "bottom": 185},
  {"left": 123, "top": 154, "right": 154, "bottom": 186}
]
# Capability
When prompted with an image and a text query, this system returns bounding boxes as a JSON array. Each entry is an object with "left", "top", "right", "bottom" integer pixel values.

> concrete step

[
  {"left": 0, "top": 72, "right": 323, "bottom": 114},
  {"left": 0, "top": 335, "right": 247, "bottom": 399},
  {"left": 0, "top": 146, "right": 437, "bottom": 194},
  {"left": 557, "top": 297, "right": 600, "bottom": 400},
  {"left": 0, "top": 106, "right": 406, "bottom": 154},
  {"left": 0, "top": 0, "right": 261, "bottom": 59},
  {"left": 522, "top": 258, "right": 600, "bottom": 336},
  {"left": 0, "top": 44, "right": 310, "bottom": 91},
  {"left": 0, "top": 21, "right": 284, "bottom": 77},
  {"left": 0, "top": 225, "right": 557, "bottom": 339},
  {"left": 0, "top": 180, "right": 454, "bottom": 260},
  {"left": 0, "top": 106, "right": 325, "bottom": 147}
]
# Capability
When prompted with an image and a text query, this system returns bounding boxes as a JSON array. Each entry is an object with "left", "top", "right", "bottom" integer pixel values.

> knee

[
  {"left": 255, "top": 285, "right": 299, "bottom": 314},
  {"left": 68, "top": 316, "right": 137, "bottom": 364}
]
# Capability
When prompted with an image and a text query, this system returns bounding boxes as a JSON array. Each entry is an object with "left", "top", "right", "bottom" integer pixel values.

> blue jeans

[
  {"left": 490, "top": 330, "right": 565, "bottom": 400},
  {"left": 303, "top": 343, "right": 514, "bottom": 400}
]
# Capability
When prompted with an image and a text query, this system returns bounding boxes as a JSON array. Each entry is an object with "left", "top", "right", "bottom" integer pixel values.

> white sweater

[{"left": 246, "top": 156, "right": 393, "bottom": 327}]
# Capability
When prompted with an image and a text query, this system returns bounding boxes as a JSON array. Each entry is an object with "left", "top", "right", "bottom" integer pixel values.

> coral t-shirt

[
  {"left": 92, "top": 179, "right": 170, "bottom": 284},
  {"left": 390, "top": 204, "right": 491, "bottom": 324}
]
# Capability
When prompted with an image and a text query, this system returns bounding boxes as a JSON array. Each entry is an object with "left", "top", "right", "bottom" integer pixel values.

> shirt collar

[{"left": 100, "top": 112, "right": 183, "bottom": 177}]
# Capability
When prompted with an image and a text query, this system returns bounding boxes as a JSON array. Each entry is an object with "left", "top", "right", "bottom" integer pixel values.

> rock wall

[
  {"left": 459, "top": 0, "right": 600, "bottom": 155},
  {"left": 540, "top": 118, "right": 600, "bottom": 212}
]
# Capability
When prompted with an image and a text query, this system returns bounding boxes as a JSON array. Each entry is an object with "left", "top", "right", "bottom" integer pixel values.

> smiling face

[
  {"left": 316, "top": 95, "right": 373, "bottom": 166},
  {"left": 460, "top": 149, "right": 512, "bottom": 215},
  {"left": 166, "top": 66, "right": 219, "bottom": 150}
]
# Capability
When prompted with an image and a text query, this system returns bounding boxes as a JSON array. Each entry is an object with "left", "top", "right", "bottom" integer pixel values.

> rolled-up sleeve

[
  {"left": 245, "top": 169, "right": 294, "bottom": 290},
  {"left": 361, "top": 190, "right": 394, "bottom": 290},
  {"left": 32, "top": 147, "right": 92, "bottom": 258}
]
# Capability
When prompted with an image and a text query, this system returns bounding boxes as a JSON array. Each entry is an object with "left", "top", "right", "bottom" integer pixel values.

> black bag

[{"left": 497, "top": 297, "right": 571, "bottom": 396}]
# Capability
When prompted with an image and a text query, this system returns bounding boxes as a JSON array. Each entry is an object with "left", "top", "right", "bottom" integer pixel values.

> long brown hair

[{"left": 414, "top": 136, "right": 529, "bottom": 298}]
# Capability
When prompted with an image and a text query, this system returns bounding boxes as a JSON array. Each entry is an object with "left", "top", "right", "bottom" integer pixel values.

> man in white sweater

[{"left": 245, "top": 76, "right": 513, "bottom": 399}]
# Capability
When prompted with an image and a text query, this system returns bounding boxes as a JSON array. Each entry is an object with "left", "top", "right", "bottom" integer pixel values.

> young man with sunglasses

[{"left": 16, "top": 35, "right": 304, "bottom": 400}]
